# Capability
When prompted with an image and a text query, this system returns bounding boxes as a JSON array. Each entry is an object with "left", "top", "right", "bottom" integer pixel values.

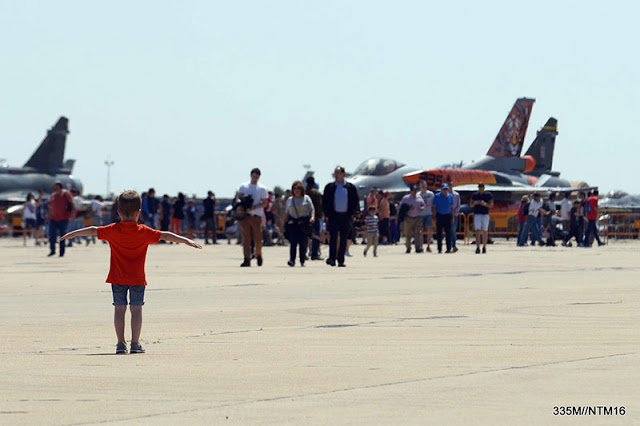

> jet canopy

[{"left": 352, "top": 158, "right": 405, "bottom": 176}]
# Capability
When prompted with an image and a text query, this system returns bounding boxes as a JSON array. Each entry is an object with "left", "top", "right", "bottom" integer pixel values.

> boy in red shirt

[{"left": 59, "top": 190, "right": 201, "bottom": 354}]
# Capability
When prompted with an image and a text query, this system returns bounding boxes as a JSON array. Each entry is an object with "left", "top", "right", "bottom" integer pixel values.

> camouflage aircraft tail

[
  {"left": 524, "top": 117, "right": 558, "bottom": 176},
  {"left": 23, "top": 116, "right": 69, "bottom": 170},
  {"left": 486, "top": 98, "right": 535, "bottom": 158}
]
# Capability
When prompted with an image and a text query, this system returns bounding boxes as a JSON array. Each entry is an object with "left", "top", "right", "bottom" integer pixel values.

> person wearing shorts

[
  {"left": 471, "top": 183, "right": 494, "bottom": 254},
  {"left": 59, "top": 190, "right": 201, "bottom": 354}
]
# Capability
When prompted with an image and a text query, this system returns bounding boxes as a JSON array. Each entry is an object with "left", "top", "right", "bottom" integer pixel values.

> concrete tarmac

[{"left": 1, "top": 238, "right": 638, "bottom": 425}]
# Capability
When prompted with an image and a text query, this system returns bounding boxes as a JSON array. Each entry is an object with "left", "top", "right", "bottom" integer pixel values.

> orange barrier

[{"left": 603, "top": 213, "right": 640, "bottom": 240}]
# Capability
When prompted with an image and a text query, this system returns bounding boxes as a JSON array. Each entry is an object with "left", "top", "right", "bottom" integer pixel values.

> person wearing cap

[
  {"left": 471, "top": 183, "right": 494, "bottom": 254},
  {"left": 518, "top": 192, "right": 546, "bottom": 246},
  {"left": 399, "top": 184, "right": 426, "bottom": 253},
  {"left": 432, "top": 183, "right": 455, "bottom": 253}
]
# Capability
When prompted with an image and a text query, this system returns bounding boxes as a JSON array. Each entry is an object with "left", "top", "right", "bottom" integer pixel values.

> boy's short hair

[
  {"left": 368, "top": 205, "right": 377, "bottom": 211},
  {"left": 118, "top": 190, "right": 142, "bottom": 217},
  {"left": 251, "top": 167, "right": 261, "bottom": 176}
]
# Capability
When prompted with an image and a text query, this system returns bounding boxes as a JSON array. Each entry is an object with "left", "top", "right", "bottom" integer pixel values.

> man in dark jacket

[{"left": 322, "top": 166, "right": 360, "bottom": 267}]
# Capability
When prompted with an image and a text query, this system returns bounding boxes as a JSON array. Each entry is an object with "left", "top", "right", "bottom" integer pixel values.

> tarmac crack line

[
  {"left": 71, "top": 351, "right": 637, "bottom": 425},
  {"left": 374, "top": 265, "right": 640, "bottom": 281}
]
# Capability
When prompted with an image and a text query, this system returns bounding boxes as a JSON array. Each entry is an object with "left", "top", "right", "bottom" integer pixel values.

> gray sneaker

[
  {"left": 116, "top": 342, "right": 127, "bottom": 354},
  {"left": 130, "top": 342, "right": 145, "bottom": 354}
]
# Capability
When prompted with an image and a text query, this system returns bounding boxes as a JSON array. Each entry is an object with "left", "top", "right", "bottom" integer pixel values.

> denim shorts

[{"left": 111, "top": 284, "right": 146, "bottom": 306}]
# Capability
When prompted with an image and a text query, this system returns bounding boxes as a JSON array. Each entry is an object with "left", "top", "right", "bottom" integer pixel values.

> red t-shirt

[
  {"left": 49, "top": 190, "right": 73, "bottom": 221},
  {"left": 97, "top": 221, "right": 162, "bottom": 285},
  {"left": 586, "top": 196, "right": 598, "bottom": 221}
]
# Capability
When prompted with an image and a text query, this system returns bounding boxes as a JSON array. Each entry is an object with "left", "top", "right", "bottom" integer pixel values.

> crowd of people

[
  {"left": 17, "top": 169, "right": 605, "bottom": 263},
  {"left": 516, "top": 189, "right": 605, "bottom": 248}
]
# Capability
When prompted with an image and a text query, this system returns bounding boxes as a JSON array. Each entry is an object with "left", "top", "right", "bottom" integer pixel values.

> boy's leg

[
  {"left": 373, "top": 233, "right": 379, "bottom": 256},
  {"left": 364, "top": 233, "right": 373, "bottom": 254},
  {"left": 129, "top": 285, "right": 145, "bottom": 349},
  {"left": 114, "top": 305, "right": 127, "bottom": 344},
  {"left": 130, "top": 305, "right": 143, "bottom": 344}
]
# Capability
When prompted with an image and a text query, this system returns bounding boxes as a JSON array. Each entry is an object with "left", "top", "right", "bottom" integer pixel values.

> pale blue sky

[{"left": 2, "top": 1, "right": 638, "bottom": 197}]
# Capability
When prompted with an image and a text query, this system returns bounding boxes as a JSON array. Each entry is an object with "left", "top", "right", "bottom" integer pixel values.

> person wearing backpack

[{"left": 583, "top": 190, "right": 605, "bottom": 247}]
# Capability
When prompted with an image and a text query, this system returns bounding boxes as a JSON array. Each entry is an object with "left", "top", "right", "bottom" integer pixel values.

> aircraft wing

[
  {"left": 452, "top": 184, "right": 546, "bottom": 193},
  {"left": 453, "top": 184, "right": 598, "bottom": 194},
  {"left": 0, "top": 191, "right": 33, "bottom": 204}
]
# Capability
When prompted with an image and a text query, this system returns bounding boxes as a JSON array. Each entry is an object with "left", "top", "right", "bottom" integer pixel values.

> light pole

[{"left": 105, "top": 156, "right": 115, "bottom": 198}]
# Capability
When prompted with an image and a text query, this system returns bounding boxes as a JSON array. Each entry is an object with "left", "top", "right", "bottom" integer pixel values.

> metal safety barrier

[{"left": 602, "top": 212, "right": 640, "bottom": 241}]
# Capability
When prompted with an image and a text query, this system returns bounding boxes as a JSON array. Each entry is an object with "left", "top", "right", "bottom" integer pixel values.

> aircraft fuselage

[{"left": 0, "top": 169, "right": 82, "bottom": 205}]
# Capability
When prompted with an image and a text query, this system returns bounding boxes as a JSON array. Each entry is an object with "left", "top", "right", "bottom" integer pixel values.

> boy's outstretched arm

[
  {"left": 160, "top": 231, "right": 202, "bottom": 249},
  {"left": 59, "top": 226, "right": 98, "bottom": 242}
]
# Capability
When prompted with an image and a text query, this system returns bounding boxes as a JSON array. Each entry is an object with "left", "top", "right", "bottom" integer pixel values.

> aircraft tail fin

[
  {"left": 524, "top": 117, "right": 558, "bottom": 175},
  {"left": 63, "top": 159, "right": 76, "bottom": 172},
  {"left": 486, "top": 98, "right": 535, "bottom": 158},
  {"left": 23, "top": 117, "right": 69, "bottom": 170}
]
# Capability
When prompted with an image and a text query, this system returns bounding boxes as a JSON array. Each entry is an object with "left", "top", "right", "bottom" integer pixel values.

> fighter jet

[
  {"left": 347, "top": 98, "right": 537, "bottom": 199},
  {"left": 402, "top": 98, "right": 595, "bottom": 203},
  {"left": 0, "top": 117, "right": 83, "bottom": 208},
  {"left": 347, "top": 158, "right": 421, "bottom": 199}
]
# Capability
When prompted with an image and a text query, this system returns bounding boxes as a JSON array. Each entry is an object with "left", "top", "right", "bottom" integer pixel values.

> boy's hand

[
  {"left": 185, "top": 240, "right": 203, "bottom": 249},
  {"left": 57, "top": 234, "right": 71, "bottom": 242}
]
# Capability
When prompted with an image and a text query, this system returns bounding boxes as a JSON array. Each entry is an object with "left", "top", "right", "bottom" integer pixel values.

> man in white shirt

[
  {"left": 560, "top": 192, "right": 572, "bottom": 232},
  {"left": 237, "top": 168, "right": 269, "bottom": 267}
]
